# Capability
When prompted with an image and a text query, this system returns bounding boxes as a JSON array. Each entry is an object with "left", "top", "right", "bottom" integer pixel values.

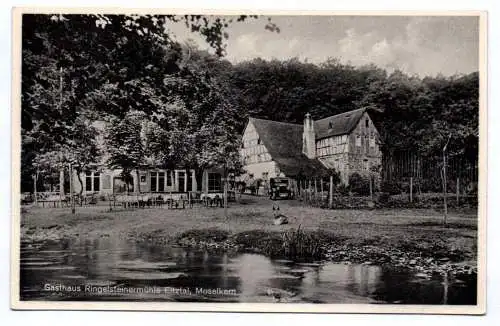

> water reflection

[{"left": 20, "top": 238, "right": 476, "bottom": 304}]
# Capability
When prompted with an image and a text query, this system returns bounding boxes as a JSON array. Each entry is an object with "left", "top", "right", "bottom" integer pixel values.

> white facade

[
  {"left": 240, "top": 121, "right": 278, "bottom": 181},
  {"left": 72, "top": 168, "right": 198, "bottom": 195}
]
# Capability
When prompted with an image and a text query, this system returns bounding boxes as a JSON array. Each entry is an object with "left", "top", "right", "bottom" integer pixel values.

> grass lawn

[{"left": 20, "top": 195, "right": 478, "bottom": 264}]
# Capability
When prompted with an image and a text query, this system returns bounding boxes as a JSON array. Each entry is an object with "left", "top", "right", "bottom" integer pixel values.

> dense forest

[{"left": 20, "top": 14, "right": 479, "bottom": 192}]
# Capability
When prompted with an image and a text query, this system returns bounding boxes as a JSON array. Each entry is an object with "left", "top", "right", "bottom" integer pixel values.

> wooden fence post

[
  {"left": 305, "top": 179, "right": 308, "bottom": 203},
  {"left": 33, "top": 172, "right": 38, "bottom": 206},
  {"left": 442, "top": 135, "right": 451, "bottom": 225},
  {"left": 369, "top": 176, "right": 373, "bottom": 201},
  {"left": 410, "top": 176, "right": 413, "bottom": 203},
  {"left": 329, "top": 175, "right": 333, "bottom": 209},
  {"left": 59, "top": 169, "right": 65, "bottom": 204},
  {"left": 314, "top": 178, "right": 318, "bottom": 201},
  {"left": 320, "top": 178, "right": 324, "bottom": 202}
]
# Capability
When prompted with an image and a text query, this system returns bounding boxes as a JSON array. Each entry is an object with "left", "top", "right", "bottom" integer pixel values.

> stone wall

[
  {"left": 346, "top": 112, "right": 382, "bottom": 184},
  {"left": 318, "top": 153, "right": 350, "bottom": 185}
]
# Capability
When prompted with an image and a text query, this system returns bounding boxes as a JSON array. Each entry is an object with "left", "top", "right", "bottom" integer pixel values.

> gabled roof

[
  {"left": 314, "top": 108, "right": 367, "bottom": 139},
  {"left": 249, "top": 118, "right": 303, "bottom": 158},
  {"left": 249, "top": 118, "right": 329, "bottom": 177}
]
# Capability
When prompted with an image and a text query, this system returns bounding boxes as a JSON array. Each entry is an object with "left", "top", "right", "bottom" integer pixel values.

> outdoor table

[
  {"left": 201, "top": 194, "right": 224, "bottom": 208},
  {"left": 38, "top": 200, "right": 67, "bottom": 208},
  {"left": 168, "top": 198, "right": 188, "bottom": 209}
]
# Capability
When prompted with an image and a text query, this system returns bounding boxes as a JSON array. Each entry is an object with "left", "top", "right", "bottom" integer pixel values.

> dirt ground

[{"left": 19, "top": 195, "right": 478, "bottom": 261}]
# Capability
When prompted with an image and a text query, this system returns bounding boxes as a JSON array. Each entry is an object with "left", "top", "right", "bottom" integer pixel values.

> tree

[
  {"left": 30, "top": 116, "right": 101, "bottom": 196},
  {"left": 105, "top": 112, "right": 147, "bottom": 193},
  {"left": 21, "top": 14, "right": 275, "bottom": 191}
]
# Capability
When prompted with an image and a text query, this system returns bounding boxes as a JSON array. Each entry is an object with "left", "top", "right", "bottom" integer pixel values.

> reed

[{"left": 281, "top": 225, "right": 324, "bottom": 259}]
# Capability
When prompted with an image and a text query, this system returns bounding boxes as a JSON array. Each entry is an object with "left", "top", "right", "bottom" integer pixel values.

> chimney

[{"left": 302, "top": 113, "right": 316, "bottom": 159}]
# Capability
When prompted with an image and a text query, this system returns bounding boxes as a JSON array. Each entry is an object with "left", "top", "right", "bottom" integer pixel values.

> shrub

[
  {"left": 419, "top": 178, "right": 443, "bottom": 193},
  {"left": 381, "top": 180, "right": 402, "bottom": 195},
  {"left": 377, "top": 192, "right": 391, "bottom": 204},
  {"left": 348, "top": 173, "right": 370, "bottom": 195},
  {"left": 336, "top": 183, "right": 350, "bottom": 196}
]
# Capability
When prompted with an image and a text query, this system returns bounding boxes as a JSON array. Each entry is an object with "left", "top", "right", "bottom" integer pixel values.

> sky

[{"left": 166, "top": 15, "right": 479, "bottom": 77}]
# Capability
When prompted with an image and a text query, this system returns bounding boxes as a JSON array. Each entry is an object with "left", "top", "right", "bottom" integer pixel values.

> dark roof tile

[
  {"left": 249, "top": 118, "right": 329, "bottom": 177},
  {"left": 248, "top": 108, "right": 369, "bottom": 177},
  {"left": 314, "top": 108, "right": 367, "bottom": 139}
]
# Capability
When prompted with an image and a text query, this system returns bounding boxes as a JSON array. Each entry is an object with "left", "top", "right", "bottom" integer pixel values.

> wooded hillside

[{"left": 20, "top": 15, "right": 479, "bottom": 192}]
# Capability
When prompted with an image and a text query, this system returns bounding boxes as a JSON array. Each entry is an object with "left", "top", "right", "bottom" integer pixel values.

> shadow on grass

[{"left": 408, "top": 221, "right": 477, "bottom": 230}]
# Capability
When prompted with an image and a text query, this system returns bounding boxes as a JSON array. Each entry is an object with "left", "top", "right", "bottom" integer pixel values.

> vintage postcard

[{"left": 11, "top": 8, "right": 487, "bottom": 314}]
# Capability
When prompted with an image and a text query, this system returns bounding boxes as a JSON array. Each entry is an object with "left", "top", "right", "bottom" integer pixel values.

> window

[
  {"left": 208, "top": 173, "right": 222, "bottom": 192},
  {"left": 356, "top": 135, "right": 361, "bottom": 147},
  {"left": 140, "top": 174, "right": 146, "bottom": 183},
  {"left": 365, "top": 119, "right": 369, "bottom": 128},
  {"left": 150, "top": 171, "right": 168, "bottom": 192},
  {"left": 85, "top": 171, "right": 92, "bottom": 191},
  {"left": 363, "top": 160, "right": 370, "bottom": 171},
  {"left": 85, "top": 171, "right": 99, "bottom": 192},
  {"left": 150, "top": 172, "right": 157, "bottom": 192},
  {"left": 158, "top": 172, "right": 165, "bottom": 192},
  {"left": 93, "top": 172, "right": 100, "bottom": 192},
  {"left": 166, "top": 171, "right": 172, "bottom": 186},
  {"left": 370, "top": 136, "right": 376, "bottom": 148}
]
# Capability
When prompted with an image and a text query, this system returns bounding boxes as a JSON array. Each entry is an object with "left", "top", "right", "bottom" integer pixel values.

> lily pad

[
  {"left": 287, "top": 269, "right": 310, "bottom": 274},
  {"left": 415, "top": 273, "right": 430, "bottom": 279},
  {"left": 112, "top": 271, "right": 186, "bottom": 280}
]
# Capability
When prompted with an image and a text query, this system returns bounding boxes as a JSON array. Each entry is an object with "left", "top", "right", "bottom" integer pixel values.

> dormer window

[{"left": 365, "top": 119, "right": 369, "bottom": 128}]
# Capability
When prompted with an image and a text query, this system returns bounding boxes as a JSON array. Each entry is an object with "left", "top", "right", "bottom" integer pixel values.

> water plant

[{"left": 281, "top": 225, "right": 324, "bottom": 259}]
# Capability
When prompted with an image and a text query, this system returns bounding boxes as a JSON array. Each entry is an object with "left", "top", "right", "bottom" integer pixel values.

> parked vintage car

[{"left": 269, "top": 177, "right": 295, "bottom": 200}]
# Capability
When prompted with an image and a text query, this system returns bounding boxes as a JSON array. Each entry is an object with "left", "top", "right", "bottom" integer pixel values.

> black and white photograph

[{"left": 11, "top": 9, "right": 486, "bottom": 313}]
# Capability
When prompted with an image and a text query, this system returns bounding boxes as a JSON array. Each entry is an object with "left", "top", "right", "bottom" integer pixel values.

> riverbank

[{"left": 19, "top": 196, "right": 478, "bottom": 279}]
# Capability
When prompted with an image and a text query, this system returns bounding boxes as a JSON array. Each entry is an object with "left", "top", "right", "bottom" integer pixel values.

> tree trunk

[
  {"left": 224, "top": 167, "right": 228, "bottom": 223},
  {"left": 135, "top": 169, "right": 141, "bottom": 194},
  {"left": 69, "top": 164, "right": 75, "bottom": 214},
  {"left": 33, "top": 172, "right": 38, "bottom": 205},
  {"left": 442, "top": 154, "right": 448, "bottom": 225},
  {"left": 59, "top": 169, "right": 65, "bottom": 197},
  {"left": 76, "top": 170, "right": 84, "bottom": 196}
]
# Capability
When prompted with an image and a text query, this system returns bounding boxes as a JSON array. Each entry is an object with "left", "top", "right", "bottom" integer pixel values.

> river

[{"left": 20, "top": 237, "right": 476, "bottom": 304}]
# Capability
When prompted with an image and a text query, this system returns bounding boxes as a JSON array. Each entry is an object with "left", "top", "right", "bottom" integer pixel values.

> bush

[
  {"left": 377, "top": 192, "right": 391, "bottom": 204},
  {"left": 419, "top": 178, "right": 442, "bottom": 193},
  {"left": 336, "top": 184, "right": 350, "bottom": 196},
  {"left": 381, "top": 180, "right": 402, "bottom": 195},
  {"left": 348, "top": 173, "right": 370, "bottom": 195}
]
